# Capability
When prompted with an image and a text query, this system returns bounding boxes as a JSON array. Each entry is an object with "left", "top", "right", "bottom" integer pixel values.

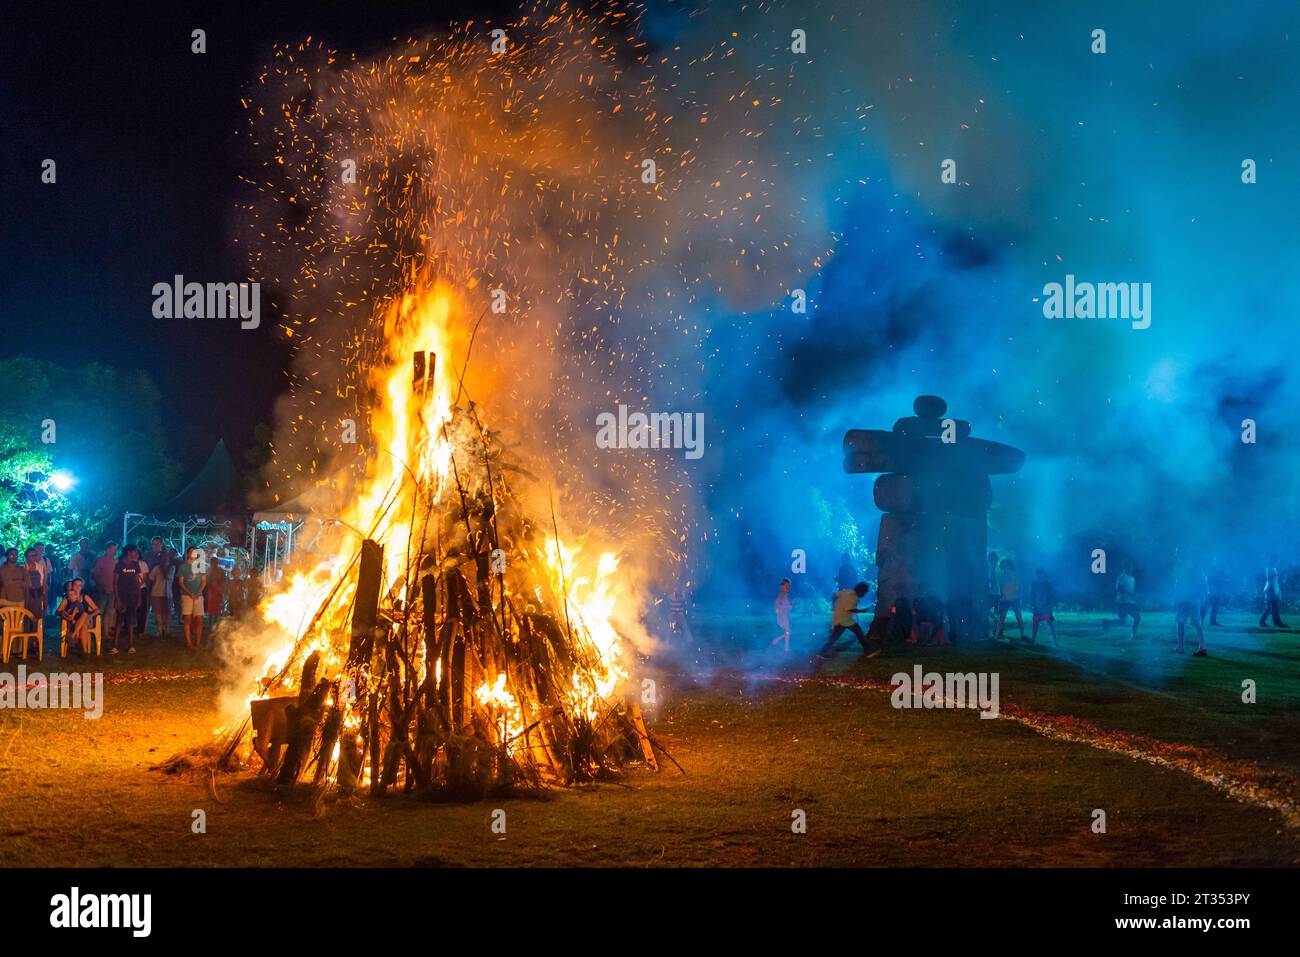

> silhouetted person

[
  {"left": 1201, "top": 559, "right": 1224, "bottom": 626},
  {"left": 771, "top": 578, "right": 793, "bottom": 653},
  {"left": 1102, "top": 561, "right": 1140, "bottom": 640},
  {"left": 667, "top": 581, "right": 695, "bottom": 645},
  {"left": 994, "top": 558, "right": 1025, "bottom": 640},
  {"left": 909, "top": 587, "right": 946, "bottom": 645},
  {"left": 1260, "top": 562, "right": 1286, "bottom": 628},
  {"left": 1029, "top": 567, "right": 1058, "bottom": 646},
  {"left": 1172, "top": 548, "right": 1207, "bottom": 657},
  {"left": 819, "top": 582, "right": 880, "bottom": 659}
]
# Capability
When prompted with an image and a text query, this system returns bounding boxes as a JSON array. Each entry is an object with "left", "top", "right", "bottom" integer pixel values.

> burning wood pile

[{"left": 221, "top": 290, "right": 658, "bottom": 798}]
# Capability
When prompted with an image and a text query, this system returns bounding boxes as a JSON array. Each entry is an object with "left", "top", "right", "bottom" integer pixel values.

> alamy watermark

[
  {"left": 50, "top": 887, "right": 151, "bottom": 937},
  {"left": 890, "top": 665, "right": 999, "bottom": 719},
  {"left": 595, "top": 404, "right": 704, "bottom": 460},
  {"left": 0, "top": 665, "right": 103, "bottom": 719},
  {"left": 152, "top": 274, "right": 260, "bottom": 329},
  {"left": 1041, "top": 274, "right": 1150, "bottom": 330}
]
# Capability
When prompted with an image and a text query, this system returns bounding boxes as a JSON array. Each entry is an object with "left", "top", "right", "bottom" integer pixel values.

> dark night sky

[{"left": 0, "top": 0, "right": 510, "bottom": 478}]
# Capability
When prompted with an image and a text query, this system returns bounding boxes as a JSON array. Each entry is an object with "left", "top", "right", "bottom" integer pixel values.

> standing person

[
  {"left": 771, "top": 578, "right": 793, "bottom": 653},
  {"left": 67, "top": 539, "right": 93, "bottom": 587},
  {"left": 1202, "top": 558, "right": 1225, "bottom": 627},
  {"left": 177, "top": 547, "right": 207, "bottom": 653},
  {"left": 666, "top": 580, "right": 694, "bottom": 646},
  {"left": 133, "top": 541, "right": 152, "bottom": 636},
  {"left": 228, "top": 562, "right": 249, "bottom": 617},
  {"left": 148, "top": 551, "right": 173, "bottom": 640},
  {"left": 90, "top": 542, "right": 119, "bottom": 642},
  {"left": 23, "top": 546, "right": 47, "bottom": 622},
  {"left": 204, "top": 548, "right": 229, "bottom": 637},
  {"left": 1102, "top": 561, "right": 1141, "bottom": 640},
  {"left": 1260, "top": 561, "right": 1286, "bottom": 628},
  {"left": 111, "top": 545, "right": 146, "bottom": 654},
  {"left": 144, "top": 537, "right": 165, "bottom": 571},
  {"left": 56, "top": 579, "right": 99, "bottom": 656},
  {"left": 0, "top": 548, "right": 27, "bottom": 607},
  {"left": 1172, "top": 549, "right": 1208, "bottom": 657},
  {"left": 818, "top": 582, "right": 880, "bottom": 659},
  {"left": 34, "top": 543, "right": 56, "bottom": 614},
  {"left": 994, "top": 558, "right": 1025, "bottom": 640},
  {"left": 170, "top": 548, "right": 184, "bottom": 623},
  {"left": 1029, "top": 567, "right": 1058, "bottom": 646}
]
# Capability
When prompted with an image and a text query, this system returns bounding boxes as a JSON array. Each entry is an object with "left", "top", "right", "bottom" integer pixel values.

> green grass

[{"left": 0, "top": 610, "right": 1297, "bottom": 866}]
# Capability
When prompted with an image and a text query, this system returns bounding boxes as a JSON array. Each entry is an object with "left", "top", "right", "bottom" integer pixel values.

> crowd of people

[
  {"left": 0, "top": 537, "right": 260, "bottom": 657},
  {"left": 768, "top": 549, "right": 1293, "bottom": 661}
]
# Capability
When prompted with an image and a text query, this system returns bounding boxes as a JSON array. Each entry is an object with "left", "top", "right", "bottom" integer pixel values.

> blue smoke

[{"left": 640, "top": 0, "right": 1300, "bottom": 616}]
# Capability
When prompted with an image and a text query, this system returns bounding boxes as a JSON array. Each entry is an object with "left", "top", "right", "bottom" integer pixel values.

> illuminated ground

[{"left": 1, "top": 611, "right": 1297, "bottom": 866}]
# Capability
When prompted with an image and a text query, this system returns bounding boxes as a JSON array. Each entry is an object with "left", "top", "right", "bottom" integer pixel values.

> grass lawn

[{"left": 1, "top": 610, "right": 1297, "bottom": 866}]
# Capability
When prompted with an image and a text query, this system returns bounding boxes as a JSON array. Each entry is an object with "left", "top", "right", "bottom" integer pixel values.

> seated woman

[{"left": 57, "top": 578, "right": 100, "bottom": 655}]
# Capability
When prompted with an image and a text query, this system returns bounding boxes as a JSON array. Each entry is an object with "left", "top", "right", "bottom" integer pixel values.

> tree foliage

[{"left": 0, "top": 357, "right": 180, "bottom": 550}]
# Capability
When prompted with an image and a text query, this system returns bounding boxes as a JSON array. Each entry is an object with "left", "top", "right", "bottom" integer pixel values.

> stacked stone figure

[{"left": 843, "top": 395, "right": 1024, "bottom": 640}]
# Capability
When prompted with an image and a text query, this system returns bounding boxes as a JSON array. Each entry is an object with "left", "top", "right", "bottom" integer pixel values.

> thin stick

[{"left": 549, "top": 491, "right": 574, "bottom": 647}]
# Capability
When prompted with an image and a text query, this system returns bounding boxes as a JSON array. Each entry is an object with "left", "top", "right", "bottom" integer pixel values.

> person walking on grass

[
  {"left": 1029, "top": 567, "right": 1058, "bottom": 646},
  {"left": 1102, "top": 561, "right": 1141, "bottom": 640},
  {"left": 1260, "top": 561, "right": 1287, "bottom": 628},
  {"left": 771, "top": 578, "right": 793, "bottom": 653},
  {"left": 1172, "top": 549, "right": 1207, "bottom": 657},
  {"left": 994, "top": 558, "right": 1025, "bottom": 640},
  {"left": 818, "top": 582, "right": 880, "bottom": 659},
  {"left": 1201, "top": 558, "right": 1225, "bottom": 627},
  {"left": 57, "top": 578, "right": 99, "bottom": 656},
  {"left": 111, "top": 544, "right": 145, "bottom": 654},
  {"left": 177, "top": 547, "right": 207, "bottom": 653}
]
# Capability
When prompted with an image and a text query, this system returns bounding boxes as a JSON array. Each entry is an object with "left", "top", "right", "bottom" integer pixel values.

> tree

[
  {"left": 0, "top": 357, "right": 180, "bottom": 550},
  {"left": 0, "top": 422, "right": 109, "bottom": 550}
]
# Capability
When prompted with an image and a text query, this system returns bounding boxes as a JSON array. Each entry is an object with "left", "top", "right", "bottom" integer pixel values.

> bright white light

[{"left": 50, "top": 470, "right": 76, "bottom": 493}]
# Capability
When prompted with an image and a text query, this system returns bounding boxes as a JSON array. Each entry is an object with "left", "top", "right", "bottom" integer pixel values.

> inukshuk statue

[{"left": 843, "top": 395, "right": 1024, "bottom": 640}]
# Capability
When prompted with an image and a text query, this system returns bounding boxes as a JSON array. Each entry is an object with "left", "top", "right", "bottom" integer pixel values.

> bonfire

[
  {"left": 222, "top": 284, "right": 657, "bottom": 797},
  {"left": 205, "top": 4, "right": 724, "bottom": 795}
]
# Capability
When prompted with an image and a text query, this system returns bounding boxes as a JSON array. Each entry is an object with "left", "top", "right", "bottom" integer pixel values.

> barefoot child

[
  {"left": 771, "top": 578, "right": 793, "bottom": 653},
  {"left": 56, "top": 578, "right": 99, "bottom": 655}
]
